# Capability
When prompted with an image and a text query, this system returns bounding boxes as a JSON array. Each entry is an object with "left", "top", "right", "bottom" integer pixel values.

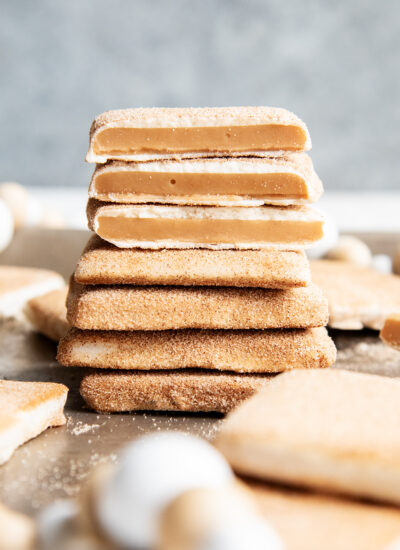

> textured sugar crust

[
  {"left": 0, "top": 266, "right": 64, "bottom": 296},
  {"left": 90, "top": 106, "right": 309, "bottom": 131},
  {"left": 216, "top": 369, "right": 400, "bottom": 505},
  {"left": 89, "top": 153, "right": 323, "bottom": 206},
  {"left": 80, "top": 369, "right": 271, "bottom": 413},
  {"left": 57, "top": 327, "right": 336, "bottom": 373},
  {"left": 0, "top": 266, "right": 65, "bottom": 318},
  {"left": 87, "top": 106, "right": 312, "bottom": 162},
  {"left": 74, "top": 235, "right": 311, "bottom": 288},
  {"left": 66, "top": 280, "right": 328, "bottom": 331},
  {"left": 311, "top": 260, "right": 400, "bottom": 330},
  {"left": 0, "top": 380, "right": 68, "bottom": 465},
  {"left": 0, "top": 380, "right": 68, "bottom": 415},
  {"left": 87, "top": 200, "right": 324, "bottom": 250},
  {"left": 251, "top": 482, "right": 400, "bottom": 550},
  {"left": 25, "top": 287, "right": 69, "bottom": 342}
]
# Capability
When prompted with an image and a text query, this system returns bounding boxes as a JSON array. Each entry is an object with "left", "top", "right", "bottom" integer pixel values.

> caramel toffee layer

[
  {"left": 92, "top": 125, "right": 307, "bottom": 156},
  {"left": 87, "top": 201, "right": 324, "bottom": 249},
  {"left": 87, "top": 107, "right": 311, "bottom": 161},
  {"left": 94, "top": 170, "right": 305, "bottom": 199},
  {"left": 90, "top": 155, "right": 322, "bottom": 205}
]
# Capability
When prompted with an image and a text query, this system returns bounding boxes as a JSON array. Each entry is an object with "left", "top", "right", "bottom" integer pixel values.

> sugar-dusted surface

[
  {"left": 87, "top": 106, "right": 311, "bottom": 162},
  {"left": 0, "top": 380, "right": 67, "bottom": 417},
  {"left": 0, "top": 266, "right": 65, "bottom": 318},
  {"left": 0, "top": 378, "right": 68, "bottom": 465},
  {"left": 0, "top": 231, "right": 398, "bottom": 519},
  {"left": 58, "top": 327, "right": 336, "bottom": 373},
  {"left": 334, "top": 329, "right": 400, "bottom": 377},
  {"left": 89, "top": 106, "right": 309, "bottom": 132},
  {"left": 80, "top": 369, "right": 271, "bottom": 413},
  {"left": 311, "top": 260, "right": 400, "bottom": 330},
  {"left": 216, "top": 369, "right": 400, "bottom": 504},
  {"left": 217, "top": 369, "right": 400, "bottom": 461},
  {"left": 0, "top": 266, "right": 63, "bottom": 297},
  {"left": 66, "top": 280, "right": 328, "bottom": 331},
  {"left": 0, "top": 305, "right": 398, "bottom": 516},
  {"left": 0, "top": 317, "right": 223, "bottom": 515},
  {"left": 25, "top": 287, "right": 68, "bottom": 342},
  {"left": 75, "top": 235, "right": 311, "bottom": 288},
  {"left": 251, "top": 481, "right": 400, "bottom": 550}
]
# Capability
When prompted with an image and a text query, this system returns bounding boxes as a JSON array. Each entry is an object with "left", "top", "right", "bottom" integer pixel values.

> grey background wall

[{"left": 1, "top": 0, "right": 399, "bottom": 190}]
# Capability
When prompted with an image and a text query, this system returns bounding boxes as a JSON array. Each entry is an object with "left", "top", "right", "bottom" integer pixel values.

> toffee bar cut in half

[
  {"left": 87, "top": 200, "right": 324, "bottom": 250},
  {"left": 89, "top": 154, "right": 322, "bottom": 206},
  {"left": 87, "top": 106, "right": 311, "bottom": 163}
]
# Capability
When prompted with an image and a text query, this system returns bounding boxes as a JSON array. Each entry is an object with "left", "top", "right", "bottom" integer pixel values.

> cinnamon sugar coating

[
  {"left": 216, "top": 370, "right": 400, "bottom": 505},
  {"left": 58, "top": 327, "right": 336, "bottom": 373},
  {"left": 311, "top": 260, "right": 400, "bottom": 330},
  {"left": 66, "top": 280, "right": 328, "bottom": 331},
  {"left": 90, "top": 106, "right": 309, "bottom": 133},
  {"left": 0, "top": 265, "right": 65, "bottom": 318},
  {"left": 25, "top": 287, "right": 68, "bottom": 341},
  {"left": 0, "top": 380, "right": 68, "bottom": 465},
  {"left": 251, "top": 482, "right": 400, "bottom": 550},
  {"left": 80, "top": 369, "right": 271, "bottom": 413},
  {"left": 74, "top": 235, "right": 311, "bottom": 288},
  {"left": 0, "top": 266, "right": 64, "bottom": 297},
  {"left": 0, "top": 380, "right": 67, "bottom": 416}
]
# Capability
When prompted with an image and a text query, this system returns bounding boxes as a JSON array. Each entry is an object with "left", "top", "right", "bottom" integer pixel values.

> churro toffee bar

[{"left": 86, "top": 106, "right": 311, "bottom": 163}]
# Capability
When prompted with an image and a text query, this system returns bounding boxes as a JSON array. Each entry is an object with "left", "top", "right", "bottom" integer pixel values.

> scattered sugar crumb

[{"left": 69, "top": 421, "right": 101, "bottom": 436}]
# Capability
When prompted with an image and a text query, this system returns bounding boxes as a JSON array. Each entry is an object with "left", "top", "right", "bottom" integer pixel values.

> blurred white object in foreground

[
  {"left": 96, "top": 432, "right": 234, "bottom": 549},
  {"left": 0, "top": 198, "right": 14, "bottom": 253},
  {"left": 158, "top": 486, "right": 283, "bottom": 550},
  {"left": 0, "top": 501, "right": 35, "bottom": 550},
  {"left": 199, "top": 514, "right": 282, "bottom": 550},
  {"left": 37, "top": 500, "right": 77, "bottom": 549},
  {"left": 37, "top": 499, "right": 102, "bottom": 550}
]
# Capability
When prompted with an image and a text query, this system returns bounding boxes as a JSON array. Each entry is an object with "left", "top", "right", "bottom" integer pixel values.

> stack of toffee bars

[{"left": 57, "top": 106, "right": 336, "bottom": 414}]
